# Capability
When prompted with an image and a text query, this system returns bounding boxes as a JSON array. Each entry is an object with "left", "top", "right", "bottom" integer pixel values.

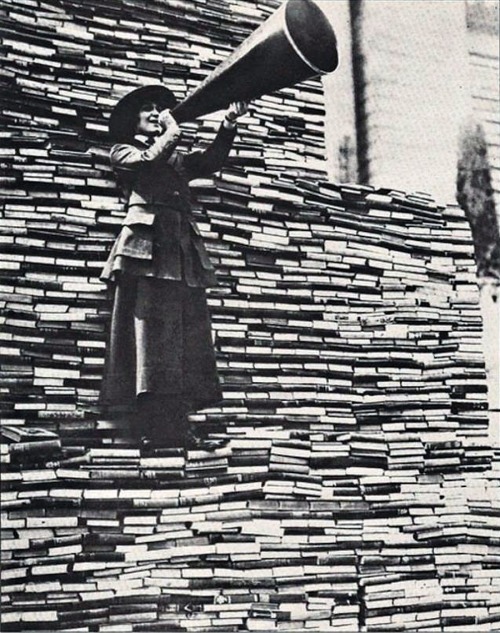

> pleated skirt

[{"left": 100, "top": 274, "right": 222, "bottom": 413}]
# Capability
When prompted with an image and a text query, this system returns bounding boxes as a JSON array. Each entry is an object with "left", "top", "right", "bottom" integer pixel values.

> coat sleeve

[
  {"left": 184, "top": 123, "right": 237, "bottom": 181},
  {"left": 110, "top": 128, "right": 181, "bottom": 172}
]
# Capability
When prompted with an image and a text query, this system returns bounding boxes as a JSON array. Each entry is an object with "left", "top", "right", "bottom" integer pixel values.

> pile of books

[
  {"left": 1, "top": 426, "right": 62, "bottom": 466},
  {"left": 0, "top": 0, "right": 498, "bottom": 631},
  {"left": 2, "top": 434, "right": 498, "bottom": 631}
]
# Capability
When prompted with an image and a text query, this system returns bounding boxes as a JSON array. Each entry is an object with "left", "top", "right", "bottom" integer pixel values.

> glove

[
  {"left": 158, "top": 109, "right": 181, "bottom": 138},
  {"left": 224, "top": 101, "right": 249, "bottom": 125}
]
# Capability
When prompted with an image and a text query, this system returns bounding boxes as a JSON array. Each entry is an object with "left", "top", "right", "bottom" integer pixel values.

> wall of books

[{"left": 1, "top": 0, "right": 499, "bottom": 631}]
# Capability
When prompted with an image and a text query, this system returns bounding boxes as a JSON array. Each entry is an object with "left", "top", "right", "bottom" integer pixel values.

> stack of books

[
  {"left": 0, "top": 0, "right": 497, "bottom": 631},
  {"left": 1, "top": 426, "right": 62, "bottom": 466},
  {"left": 2, "top": 432, "right": 498, "bottom": 631}
]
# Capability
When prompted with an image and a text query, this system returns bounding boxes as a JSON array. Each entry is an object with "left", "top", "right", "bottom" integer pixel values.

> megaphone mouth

[
  {"left": 171, "top": 0, "right": 339, "bottom": 123},
  {"left": 284, "top": 0, "right": 338, "bottom": 74}
]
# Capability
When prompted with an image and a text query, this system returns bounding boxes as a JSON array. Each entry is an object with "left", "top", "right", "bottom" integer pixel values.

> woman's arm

[{"left": 184, "top": 101, "right": 248, "bottom": 180}]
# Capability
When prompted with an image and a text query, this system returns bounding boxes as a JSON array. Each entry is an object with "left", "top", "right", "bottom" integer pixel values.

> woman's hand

[
  {"left": 158, "top": 109, "right": 181, "bottom": 138},
  {"left": 224, "top": 101, "right": 249, "bottom": 127}
]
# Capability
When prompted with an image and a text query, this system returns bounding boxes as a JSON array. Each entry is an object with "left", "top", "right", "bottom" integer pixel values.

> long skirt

[{"left": 100, "top": 275, "right": 222, "bottom": 417}]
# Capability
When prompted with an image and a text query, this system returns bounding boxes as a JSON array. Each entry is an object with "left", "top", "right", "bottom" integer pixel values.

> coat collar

[{"left": 134, "top": 134, "right": 155, "bottom": 146}]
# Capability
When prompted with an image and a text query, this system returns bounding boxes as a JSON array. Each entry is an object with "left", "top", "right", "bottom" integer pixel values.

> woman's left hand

[{"left": 225, "top": 101, "right": 249, "bottom": 123}]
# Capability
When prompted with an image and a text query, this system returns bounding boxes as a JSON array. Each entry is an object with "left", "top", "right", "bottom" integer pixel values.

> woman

[{"left": 100, "top": 84, "right": 247, "bottom": 449}]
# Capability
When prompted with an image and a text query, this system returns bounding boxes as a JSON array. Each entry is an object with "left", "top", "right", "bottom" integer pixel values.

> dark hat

[{"left": 109, "top": 84, "right": 177, "bottom": 143}]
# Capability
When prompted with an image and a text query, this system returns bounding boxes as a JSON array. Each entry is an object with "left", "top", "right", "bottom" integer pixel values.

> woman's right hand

[{"left": 159, "top": 109, "right": 181, "bottom": 138}]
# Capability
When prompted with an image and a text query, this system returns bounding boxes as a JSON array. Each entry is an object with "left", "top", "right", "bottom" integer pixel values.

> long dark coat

[{"left": 100, "top": 123, "right": 236, "bottom": 412}]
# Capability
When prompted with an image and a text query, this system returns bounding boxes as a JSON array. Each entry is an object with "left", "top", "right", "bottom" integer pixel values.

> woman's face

[{"left": 136, "top": 102, "right": 162, "bottom": 137}]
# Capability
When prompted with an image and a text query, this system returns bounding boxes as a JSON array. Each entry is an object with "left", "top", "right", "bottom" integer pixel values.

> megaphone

[{"left": 172, "top": 0, "right": 338, "bottom": 123}]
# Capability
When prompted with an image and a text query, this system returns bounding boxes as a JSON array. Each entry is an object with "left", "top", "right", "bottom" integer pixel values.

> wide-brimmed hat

[{"left": 109, "top": 84, "right": 177, "bottom": 143}]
